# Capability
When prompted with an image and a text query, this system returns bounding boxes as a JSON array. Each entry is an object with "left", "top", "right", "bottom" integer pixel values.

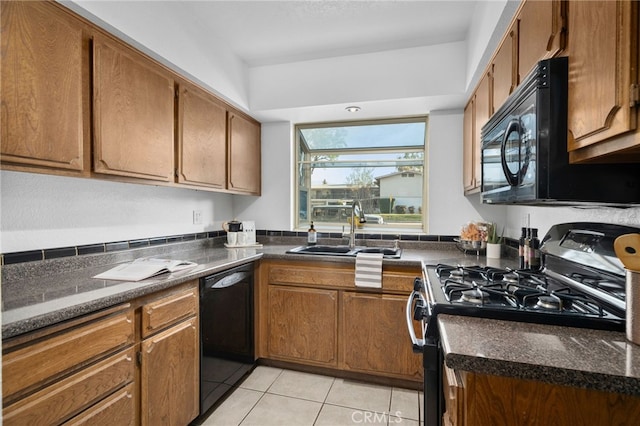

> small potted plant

[{"left": 486, "top": 222, "right": 503, "bottom": 259}]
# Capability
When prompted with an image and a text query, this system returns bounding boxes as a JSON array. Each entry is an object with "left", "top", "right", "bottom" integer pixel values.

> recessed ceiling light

[{"left": 345, "top": 106, "right": 361, "bottom": 112}]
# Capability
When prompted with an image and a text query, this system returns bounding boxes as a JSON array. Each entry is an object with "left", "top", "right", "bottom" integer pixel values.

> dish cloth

[{"left": 355, "top": 252, "right": 383, "bottom": 288}]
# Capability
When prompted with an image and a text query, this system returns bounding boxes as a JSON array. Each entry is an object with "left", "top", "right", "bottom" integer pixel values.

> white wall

[
  {"left": 249, "top": 41, "right": 466, "bottom": 112},
  {"left": 502, "top": 205, "right": 640, "bottom": 240},
  {"left": 427, "top": 110, "right": 507, "bottom": 235},
  {"left": 233, "top": 110, "right": 509, "bottom": 236},
  {"left": 465, "top": 0, "right": 519, "bottom": 93},
  {"left": 64, "top": 0, "right": 250, "bottom": 111},
  {"left": 233, "top": 122, "right": 294, "bottom": 230},
  {"left": 0, "top": 171, "right": 233, "bottom": 253}
]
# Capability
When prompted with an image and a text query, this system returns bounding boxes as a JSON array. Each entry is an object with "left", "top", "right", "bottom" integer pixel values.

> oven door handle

[{"left": 406, "top": 290, "right": 426, "bottom": 350}]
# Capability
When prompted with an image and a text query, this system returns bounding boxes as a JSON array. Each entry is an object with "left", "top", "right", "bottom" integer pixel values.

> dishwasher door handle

[{"left": 207, "top": 271, "right": 249, "bottom": 289}]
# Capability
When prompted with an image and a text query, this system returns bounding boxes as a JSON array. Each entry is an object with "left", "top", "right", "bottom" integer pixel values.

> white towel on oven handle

[{"left": 355, "top": 252, "right": 383, "bottom": 288}]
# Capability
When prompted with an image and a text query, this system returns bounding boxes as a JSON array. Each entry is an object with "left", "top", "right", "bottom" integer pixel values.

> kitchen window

[{"left": 295, "top": 117, "right": 427, "bottom": 233}]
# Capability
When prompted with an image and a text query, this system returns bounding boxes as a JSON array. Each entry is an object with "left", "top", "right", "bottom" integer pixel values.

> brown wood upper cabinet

[
  {"left": 0, "top": 1, "right": 263, "bottom": 193},
  {"left": 463, "top": 98, "right": 476, "bottom": 194},
  {"left": 462, "top": 0, "right": 568, "bottom": 196},
  {"left": 463, "top": 72, "right": 491, "bottom": 195},
  {"left": 176, "top": 81, "right": 228, "bottom": 189},
  {"left": 228, "top": 112, "right": 262, "bottom": 195},
  {"left": 566, "top": 0, "right": 640, "bottom": 162},
  {"left": 492, "top": 21, "right": 518, "bottom": 110},
  {"left": 0, "top": 0, "right": 90, "bottom": 174},
  {"left": 93, "top": 34, "right": 175, "bottom": 182},
  {"left": 516, "top": 0, "right": 565, "bottom": 82}
]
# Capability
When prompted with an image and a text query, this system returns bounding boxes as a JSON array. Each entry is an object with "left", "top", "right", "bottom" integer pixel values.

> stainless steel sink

[
  {"left": 286, "top": 245, "right": 402, "bottom": 259},
  {"left": 356, "top": 247, "right": 402, "bottom": 257},
  {"left": 286, "top": 245, "right": 356, "bottom": 256}
]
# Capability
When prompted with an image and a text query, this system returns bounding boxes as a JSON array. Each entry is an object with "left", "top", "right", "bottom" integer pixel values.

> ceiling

[
  {"left": 70, "top": 0, "right": 515, "bottom": 123},
  {"left": 178, "top": 0, "right": 478, "bottom": 67}
]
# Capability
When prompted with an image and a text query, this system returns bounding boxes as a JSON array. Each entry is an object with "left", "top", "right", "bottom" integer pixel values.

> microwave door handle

[{"left": 500, "top": 119, "right": 522, "bottom": 186}]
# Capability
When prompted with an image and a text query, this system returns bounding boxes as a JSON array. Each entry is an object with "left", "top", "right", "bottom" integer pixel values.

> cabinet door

[
  {"left": 93, "top": 34, "right": 174, "bottom": 181},
  {"left": 464, "top": 73, "right": 491, "bottom": 195},
  {"left": 228, "top": 112, "right": 261, "bottom": 195},
  {"left": 566, "top": 0, "right": 638, "bottom": 160},
  {"left": 141, "top": 316, "right": 199, "bottom": 426},
  {"left": 492, "top": 22, "right": 517, "bottom": 110},
  {"left": 465, "top": 372, "right": 640, "bottom": 426},
  {"left": 442, "top": 366, "right": 465, "bottom": 426},
  {"left": 463, "top": 98, "right": 476, "bottom": 193},
  {"left": 517, "top": 0, "right": 565, "bottom": 80},
  {"left": 268, "top": 285, "right": 338, "bottom": 367},
  {"left": 0, "top": 1, "right": 88, "bottom": 172},
  {"left": 341, "top": 292, "right": 422, "bottom": 381},
  {"left": 177, "top": 82, "right": 227, "bottom": 189}
]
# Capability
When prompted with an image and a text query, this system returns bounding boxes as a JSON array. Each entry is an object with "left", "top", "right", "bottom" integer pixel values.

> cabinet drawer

[
  {"left": 3, "top": 347, "right": 135, "bottom": 425},
  {"left": 269, "top": 265, "right": 354, "bottom": 288},
  {"left": 382, "top": 269, "right": 421, "bottom": 293},
  {"left": 64, "top": 382, "right": 135, "bottom": 426},
  {"left": 3, "top": 309, "right": 134, "bottom": 399},
  {"left": 141, "top": 287, "right": 198, "bottom": 338}
]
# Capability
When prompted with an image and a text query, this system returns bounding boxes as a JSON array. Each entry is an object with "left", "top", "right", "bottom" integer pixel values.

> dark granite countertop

[
  {"left": 1, "top": 239, "right": 469, "bottom": 339},
  {"left": 438, "top": 314, "right": 640, "bottom": 396},
  {"left": 5, "top": 240, "right": 637, "bottom": 396}
]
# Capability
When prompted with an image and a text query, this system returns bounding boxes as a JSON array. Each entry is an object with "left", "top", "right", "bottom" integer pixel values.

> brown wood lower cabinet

[
  {"left": 140, "top": 316, "right": 199, "bottom": 426},
  {"left": 258, "top": 259, "right": 423, "bottom": 384},
  {"left": 445, "top": 370, "right": 640, "bottom": 426},
  {"left": 3, "top": 347, "right": 135, "bottom": 425},
  {"left": 2, "top": 281, "right": 200, "bottom": 426},
  {"left": 341, "top": 292, "right": 422, "bottom": 381},
  {"left": 267, "top": 285, "right": 338, "bottom": 367},
  {"left": 139, "top": 284, "right": 199, "bottom": 426},
  {"left": 65, "top": 382, "right": 135, "bottom": 426}
]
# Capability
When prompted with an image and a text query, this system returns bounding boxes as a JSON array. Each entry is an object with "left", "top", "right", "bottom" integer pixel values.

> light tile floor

[{"left": 201, "top": 366, "right": 424, "bottom": 426}]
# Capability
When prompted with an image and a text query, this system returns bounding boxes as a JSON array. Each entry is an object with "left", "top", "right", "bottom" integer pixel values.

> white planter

[{"left": 486, "top": 243, "right": 502, "bottom": 259}]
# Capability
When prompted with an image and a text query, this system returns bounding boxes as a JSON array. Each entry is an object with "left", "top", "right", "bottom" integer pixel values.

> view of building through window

[{"left": 295, "top": 117, "right": 427, "bottom": 232}]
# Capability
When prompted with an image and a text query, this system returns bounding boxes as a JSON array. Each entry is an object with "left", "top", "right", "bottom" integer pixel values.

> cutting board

[{"left": 614, "top": 233, "right": 640, "bottom": 272}]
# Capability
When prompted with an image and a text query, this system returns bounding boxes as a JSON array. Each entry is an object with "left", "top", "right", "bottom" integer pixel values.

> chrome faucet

[{"left": 348, "top": 200, "right": 367, "bottom": 249}]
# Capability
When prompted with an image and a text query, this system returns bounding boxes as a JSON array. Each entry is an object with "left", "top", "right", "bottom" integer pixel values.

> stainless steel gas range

[{"left": 407, "top": 222, "right": 637, "bottom": 426}]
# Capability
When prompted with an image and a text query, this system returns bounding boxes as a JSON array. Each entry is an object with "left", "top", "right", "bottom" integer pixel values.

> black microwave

[{"left": 480, "top": 56, "right": 640, "bottom": 206}]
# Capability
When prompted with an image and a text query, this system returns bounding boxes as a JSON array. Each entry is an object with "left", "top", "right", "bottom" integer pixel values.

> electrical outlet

[{"left": 193, "top": 210, "right": 203, "bottom": 225}]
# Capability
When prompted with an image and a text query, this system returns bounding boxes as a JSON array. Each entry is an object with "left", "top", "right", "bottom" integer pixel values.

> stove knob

[
  {"left": 413, "top": 300, "right": 427, "bottom": 320},
  {"left": 413, "top": 277, "right": 423, "bottom": 291},
  {"left": 414, "top": 307, "right": 429, "bottom": 320}
]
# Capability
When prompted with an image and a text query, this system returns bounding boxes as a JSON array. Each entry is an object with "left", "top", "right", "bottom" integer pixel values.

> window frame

[{"left": 294, "top": 116, "right": 429, "bottom": 234}]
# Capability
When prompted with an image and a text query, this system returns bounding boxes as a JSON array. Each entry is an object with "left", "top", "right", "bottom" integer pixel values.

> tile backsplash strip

[{"left": 0, "top": 230, "right": 470, "bottom": 267}]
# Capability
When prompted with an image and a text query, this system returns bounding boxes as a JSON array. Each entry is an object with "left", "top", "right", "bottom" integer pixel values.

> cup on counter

[
  {"left": 227, "top": 232, "right": 238, "bottom": 246},
  {"left": 237, "top": 231, "right": 248, "bottom": 246}
]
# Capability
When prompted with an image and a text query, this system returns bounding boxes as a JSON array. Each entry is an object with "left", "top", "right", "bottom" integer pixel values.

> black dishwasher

[{"left": 198, "top": 263, "right": 255, "bottom": 417}]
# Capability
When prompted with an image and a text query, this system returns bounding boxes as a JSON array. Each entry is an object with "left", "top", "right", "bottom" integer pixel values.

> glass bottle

[
  {"left": 307, "top": 221, "right": 317, "bottom": 246},
  {"left": 529, "top": 228, "right": 540, "bottom": 270},
  {"left": 518, "top": 227, "right": 527, "bottom": 269}
]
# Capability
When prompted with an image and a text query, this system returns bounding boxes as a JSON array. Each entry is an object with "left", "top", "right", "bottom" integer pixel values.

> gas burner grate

[{"left": 433, "top": 263, "right": 615, "bottom": 318}]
